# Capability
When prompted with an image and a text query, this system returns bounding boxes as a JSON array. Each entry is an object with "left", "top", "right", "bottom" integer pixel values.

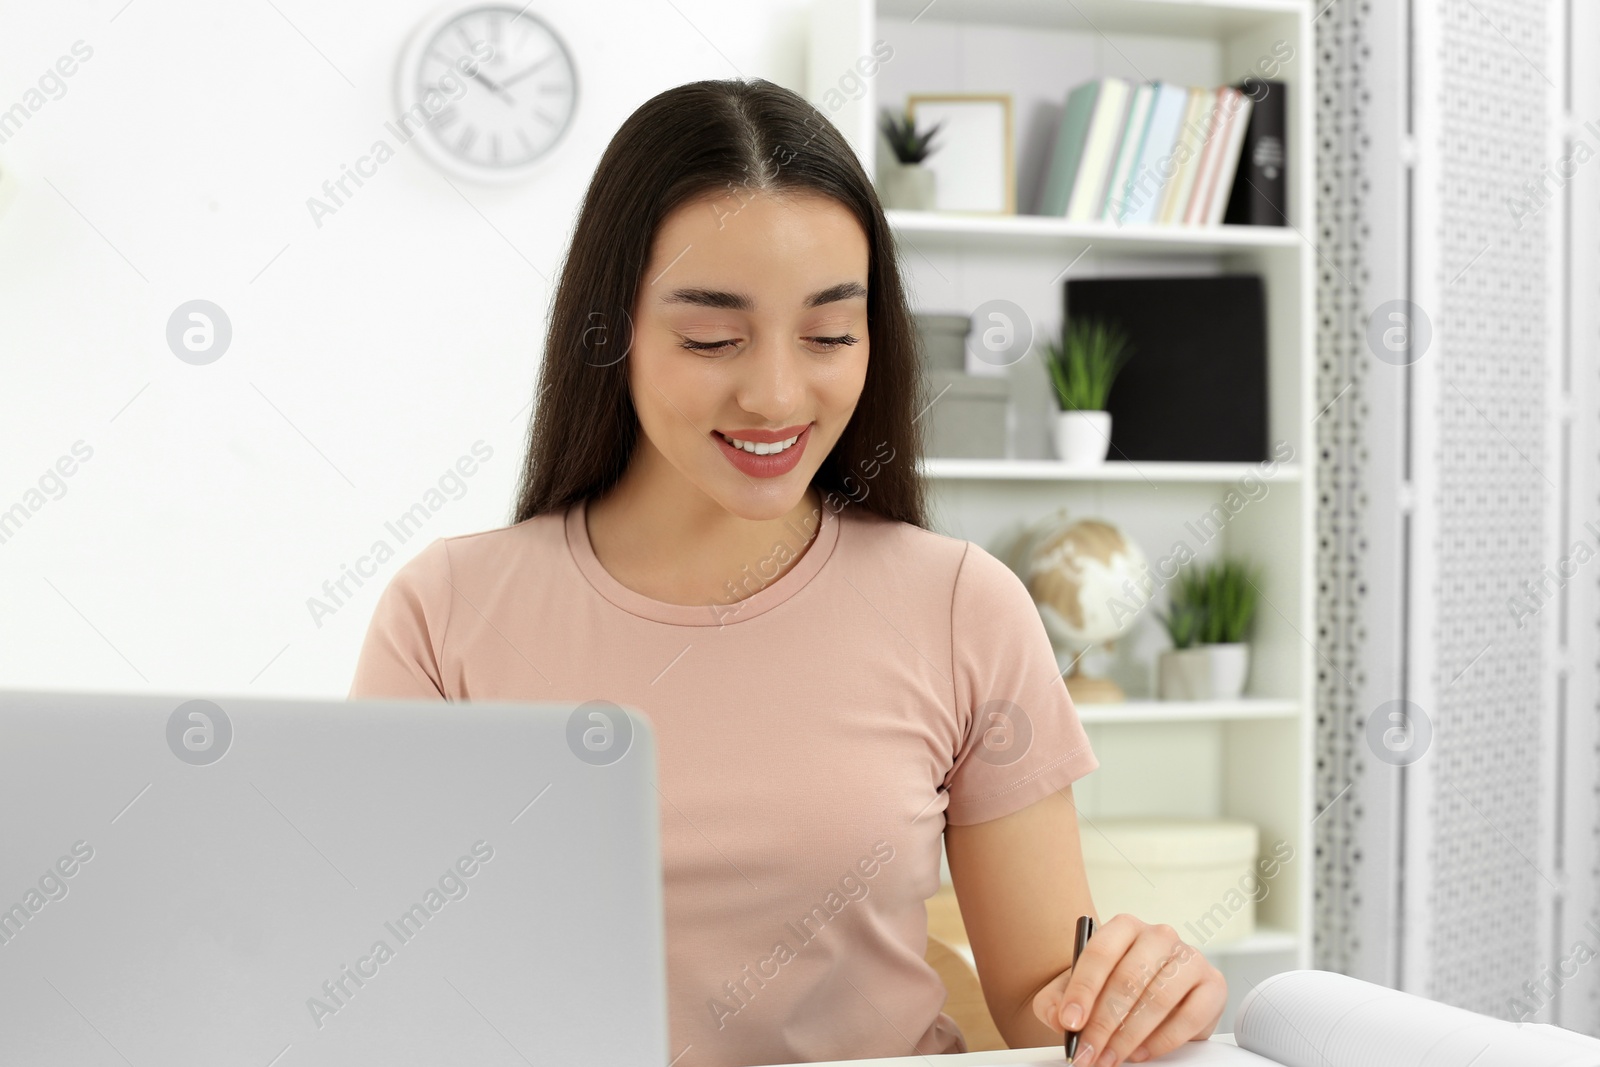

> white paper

[
  {"left": 961, "top": 1041, "right": 1278, "bottom": 1067},
  {"left": 1116, "top": 1040, "right": 1280, "bottom": 1065},
  {"left": 1235, "top": 970, "right": 1600, "bottom": 1067},
  {"left": 762, "top": 1035, "right": 1260, "bottom": 1067}
]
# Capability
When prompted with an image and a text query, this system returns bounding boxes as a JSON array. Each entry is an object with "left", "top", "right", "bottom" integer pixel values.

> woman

[{"left": 350, "top": 77, "right": 1226, "bottom": 1067}]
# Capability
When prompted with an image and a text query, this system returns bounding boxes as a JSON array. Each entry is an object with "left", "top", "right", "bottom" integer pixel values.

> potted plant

[
  {"left": 1155, "top": 572, "right": 1211, "bottom": 701},
  {"left": 878, "top": 107, "right": 943, "bottom": 211},
  {"left": 1039, "top": 317, "right": 1133, "bottom": 465},
  {"left": 1155, "top": 558, "right": 1262, "bottom": 700},
  {"left": 1195, "top": 558, "right": 1261, "bottom": 700}
]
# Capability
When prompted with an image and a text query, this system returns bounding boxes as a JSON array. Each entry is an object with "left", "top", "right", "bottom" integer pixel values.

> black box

[{"left": 1063, "top": 274, "right": 1268, "bottom": 462}]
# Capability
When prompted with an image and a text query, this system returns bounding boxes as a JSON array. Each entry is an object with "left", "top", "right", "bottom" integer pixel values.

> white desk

[{"left": 761, "top": 1035, "right": 1244, "bottom": 1067}]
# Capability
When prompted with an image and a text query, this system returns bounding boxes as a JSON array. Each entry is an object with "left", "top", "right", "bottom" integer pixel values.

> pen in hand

[{"left": 1064, "top": 915, "right": 1094, "bottom": 1064}]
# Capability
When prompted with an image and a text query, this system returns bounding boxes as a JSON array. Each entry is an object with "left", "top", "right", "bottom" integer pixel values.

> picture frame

[{"left": 905, "top": 93, "right": 1015, "bottom": 215}]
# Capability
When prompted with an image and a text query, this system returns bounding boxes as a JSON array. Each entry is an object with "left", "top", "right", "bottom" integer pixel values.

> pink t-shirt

[{"left": 348, "top": 496, "right": 1098, "bottom": 1067}]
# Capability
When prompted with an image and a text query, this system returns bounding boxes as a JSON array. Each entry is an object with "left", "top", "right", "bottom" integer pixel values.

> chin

[{"left": 709, "top": 480, "right": 813, "bottom": 523}]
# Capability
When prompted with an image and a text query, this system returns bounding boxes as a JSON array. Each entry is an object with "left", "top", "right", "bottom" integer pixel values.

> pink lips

[{"left": 713, "top": 424, "right": 811, "bottom": 478}]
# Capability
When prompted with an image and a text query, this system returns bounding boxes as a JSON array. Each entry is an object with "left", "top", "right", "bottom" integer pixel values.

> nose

[{"left": 731, "top": 332, "right": 805, "bottom": 422}]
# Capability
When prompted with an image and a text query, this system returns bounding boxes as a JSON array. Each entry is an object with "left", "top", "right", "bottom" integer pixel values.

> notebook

[
  {"left": 1120, "top": 82, "right": 1191, "bottom": 225},
  {"left": 1226, "top": 969, "right": 1600, "bottom": 1066},
  {"left": 1065, "top": 77, "right": 1132, "bottom": 220},
  {"left": 1038, "top": 79, "right": 1105, "bottom": 216},
  {"left": 1202, "top": 88, "right": 1253, "bottom": 225},
  {"left": 1156, "top": 88, "right": 1212, "bottom": 223},
  {"left": 1184, "top": 87, "right": 1251, "bottom": 226},
  {"left": 926, "top": 971, "right": 1600, "bottom": 1067},
  {"left": 1099, "top": 83, "right": 1156, "bottom": 223}
]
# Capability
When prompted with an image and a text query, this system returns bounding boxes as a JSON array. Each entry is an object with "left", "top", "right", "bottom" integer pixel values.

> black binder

[
  {"left": 1063, "top": 275, "right": 1269, "bottom": 462},
  {"left": 1223, "top": 79, "right": 1288, "bottom": 226}
]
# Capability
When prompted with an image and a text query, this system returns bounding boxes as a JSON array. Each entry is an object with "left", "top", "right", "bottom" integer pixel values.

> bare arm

[
  {"left": 944, "top": 784, "right": 1097, "bottom": 1049},
  {"left": 944, "top": 785, "right": 1227, "bottom": 1064}
]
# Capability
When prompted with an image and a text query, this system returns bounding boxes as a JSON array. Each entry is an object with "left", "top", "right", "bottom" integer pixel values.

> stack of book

[{"left": 1038, "top": 78, "right": 1273, "bottom": 227}]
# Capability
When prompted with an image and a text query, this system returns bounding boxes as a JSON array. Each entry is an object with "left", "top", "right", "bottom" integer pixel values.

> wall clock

[{"left": 395, "top": 3, "right": 578, "bottom": 184}]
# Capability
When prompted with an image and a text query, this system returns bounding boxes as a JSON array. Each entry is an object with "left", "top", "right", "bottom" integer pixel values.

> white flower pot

[
  {"left": 880, "top": 162, "right": 936, "bottom": 210},
  {"left": 1053, "top": 409, "right": 1112, "bottom": 464},
  {"left": 1157, "top": 647, "right": 1211, "bottom": 701},
  {"left": 1203, "top": 642, "right": 1251, "bottom": 699}
]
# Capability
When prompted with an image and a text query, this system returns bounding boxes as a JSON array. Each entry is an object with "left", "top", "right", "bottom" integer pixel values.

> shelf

[
  {"left": 920, "top": 458, "right": 1300, "bottom": 483},
  {"left": 877, "top": 0, "right": 1303, "bottom": 35},
  {"left": 1074, "top": 699, "right": 1299, "bottom": 724},
  {"left": 830, "top": 0, "right": 1317, "bottom": 1010},
  {"left": 888, "top": 210, "right": 1300, "bottom": 256}
]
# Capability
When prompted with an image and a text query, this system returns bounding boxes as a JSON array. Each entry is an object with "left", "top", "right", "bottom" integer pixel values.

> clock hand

[
  {"left": 468, "top": 68, "right": 515, "bottom": 106},
  {"left": 496, "top": 53, "right": 558, "bottom": 91}
]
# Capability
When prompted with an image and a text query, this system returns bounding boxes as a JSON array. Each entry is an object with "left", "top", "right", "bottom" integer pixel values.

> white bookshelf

[
  {"left": 887, "top": 208, "right": 1304, "bottom": 254},
  {"left": 808, "top": 0, "right": 1317, "bottom": 1032},
  {"left": 876, "top": 0, "right": 1306, "bottom": 35},
  {"left": 1074, "top": 698, "right": 1299, "bottom": 724},
  {"left": 919, "top": 457, "right": 1303, "bottom": 482}
]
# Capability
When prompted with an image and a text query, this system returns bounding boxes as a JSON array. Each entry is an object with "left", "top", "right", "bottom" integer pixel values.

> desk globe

[{"left": 1015, "top": 509, "right": 1150, "bottom": 705}]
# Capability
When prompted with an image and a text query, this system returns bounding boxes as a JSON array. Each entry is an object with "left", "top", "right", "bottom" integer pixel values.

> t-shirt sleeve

[
  {"left": 942, "top": 540, "right": 1098, "bottom": 825},
  {"left": 347, "top": 537, "right": 453, "bottom": 701}
]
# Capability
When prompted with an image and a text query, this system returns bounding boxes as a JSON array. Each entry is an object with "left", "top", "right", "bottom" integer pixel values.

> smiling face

[{"left": 624, "top": 187, "right": 872, "bottom": 522}]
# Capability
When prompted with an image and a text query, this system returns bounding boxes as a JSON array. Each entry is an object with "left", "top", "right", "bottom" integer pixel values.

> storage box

[
  {"left": 1064, "top": 274, "right": 1268, "bottom": 462},
  {"left": 922, "top": 370, "right": 1008, "bottom": 458},
  {"left": 1078, "top": 817, "right": 1261, "bottom": 947},
  {"left": 914, "top": 313, "right": 972, "bottom": 372}
]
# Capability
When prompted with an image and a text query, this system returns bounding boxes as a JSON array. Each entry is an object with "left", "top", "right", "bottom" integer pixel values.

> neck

[{"left": 585, "top": 440, "right": 828, "bottom": 607}]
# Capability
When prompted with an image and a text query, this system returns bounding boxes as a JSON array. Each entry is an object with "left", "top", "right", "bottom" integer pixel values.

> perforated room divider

[{"left": 1312, "top": 0, "right": 1600, "bottom": 1036}]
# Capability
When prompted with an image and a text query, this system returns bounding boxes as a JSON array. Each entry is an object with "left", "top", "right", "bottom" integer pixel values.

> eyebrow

[{"left": 660, "top": 281, "right": 868, "bottom": 312}]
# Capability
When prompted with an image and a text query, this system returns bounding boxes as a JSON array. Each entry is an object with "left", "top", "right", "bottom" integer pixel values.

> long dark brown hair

[{"left": 511, "top": 77, "right": 929, "bottom": 530}]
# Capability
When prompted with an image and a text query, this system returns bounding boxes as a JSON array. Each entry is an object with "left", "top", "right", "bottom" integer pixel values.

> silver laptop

[{"left": 0, "top": 690, "right": 668, "bottom": 1067}]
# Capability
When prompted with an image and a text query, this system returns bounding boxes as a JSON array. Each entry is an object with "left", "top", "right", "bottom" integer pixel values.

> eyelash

[{"left": 680, "top": 334, "right": 860, "bottom": 353}]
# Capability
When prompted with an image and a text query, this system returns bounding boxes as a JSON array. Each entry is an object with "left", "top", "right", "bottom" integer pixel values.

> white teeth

[{"left": 720, "top": 432, "right": 801, "bottom": 455}]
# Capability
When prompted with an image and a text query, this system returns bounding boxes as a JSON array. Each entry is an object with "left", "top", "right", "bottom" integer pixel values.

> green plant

[
  {"left": 1155, "top": 600, "right": 1206, "bottom": 650},
  {"left": 1039, "top": 317, "right": 1134, "bottom": 412},
  {"left": 880, "top": 108, "right": 943, "bottom": 164},
  {"left": 1204, "top": 558, "right": 1261, "bottom": 643},
  {"left": 1158, "top": 558, "right": 1262, "bottom": 646}
]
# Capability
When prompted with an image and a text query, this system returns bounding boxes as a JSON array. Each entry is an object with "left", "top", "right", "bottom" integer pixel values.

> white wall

[{"left": 0, "top": 0, "right": 810, "bottom": 698}]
